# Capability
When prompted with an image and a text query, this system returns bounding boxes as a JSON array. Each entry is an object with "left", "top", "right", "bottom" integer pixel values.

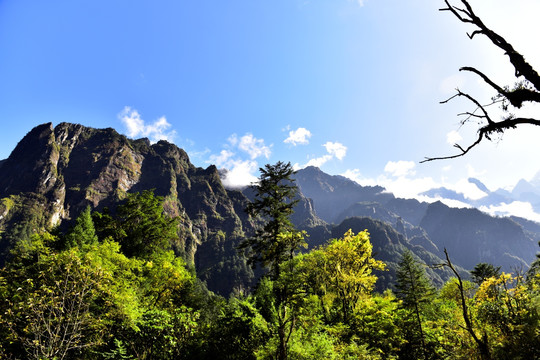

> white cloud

[
  {"left": 284, "top": 127, "right": 312, "bottom": 146},
  {"left": 230, "top": 133, "right": 272, "bottom": 159},
  {"left": 207, "top": 132, "right": 271, "bottom": 189},
  {"left": 467, "top": 164, "right": 486, "bottom": 178},
  {"left": 341, "top": 169, "right": 378, "bottom": 187},
  {"left": 480, "top": 201, "right": 540, "bottom": 223},
  {"left": 220, "top": 159, "right": 259, "bottom": 189},
  {"left": 446, "top": 130, "right": 463, "bottom": 145},
  {"left": 306, "top": 155, "right": 333, "bottom": 168},
  {"left": 119, "top": 106, "right": 176, "bottom": 143},
  {"left": 324, "top": 142, "right": 347, "bottom": 160},
  {"left": 300, "top": 141, "right": 347, "bottom": 168},
  {"left": 209, "top": 150, "right": 234, "bottom": 167},
  {"left": 379, "top": 175, "right": 439, "bottom": 199},
  {"left": 453, "top": 178, "right": 487, "bottom": 200},
  {"left": 384, "top": 160, "right": 416, "bottom": 178}
]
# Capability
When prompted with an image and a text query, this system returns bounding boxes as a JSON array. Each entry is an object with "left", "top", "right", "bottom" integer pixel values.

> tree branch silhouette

[{"left": 423, "top": 0, "right": 540, "bottom": 162}]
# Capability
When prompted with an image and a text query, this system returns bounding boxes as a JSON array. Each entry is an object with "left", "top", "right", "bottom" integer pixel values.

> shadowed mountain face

[
  {"left": 293, "top": 167, "right": 539, "bottom": 275},
  {"left": 419, "top": 201, "right": 537, "bottom": 270},
  {"left": 293, "top": 166, "right": 392, "bottom": 224},
  {"left": 0, "top": 123, "right": 256, "bottom": 295},
  {"left": 1, "top": 123, "right": 539, "bottom": 295}
]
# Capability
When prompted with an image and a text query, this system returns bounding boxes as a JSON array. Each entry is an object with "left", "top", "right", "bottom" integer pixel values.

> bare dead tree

[
  {"left": 434, "top": 249, "right": 492, "bottom": 360},
  {"left": 422, "top": 0, "right": 540, "bottom": 162}
]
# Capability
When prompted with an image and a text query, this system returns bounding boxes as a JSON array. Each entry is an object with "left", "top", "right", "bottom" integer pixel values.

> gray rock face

[{"left": 0, "top": 123, "right": 256, "bottom": 294}]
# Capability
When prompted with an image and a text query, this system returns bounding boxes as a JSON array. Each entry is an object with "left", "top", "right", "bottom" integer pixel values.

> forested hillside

[
  {"left": 0, "top": 123, "right": 539, "bottom": 359},
  {"left": 1, "top": 180, "right": 539, "bottom": 359}
]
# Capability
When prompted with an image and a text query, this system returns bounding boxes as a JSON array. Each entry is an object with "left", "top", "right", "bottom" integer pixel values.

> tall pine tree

[{"left": 395, "top": 249, "right": 435, "bottom": 360}]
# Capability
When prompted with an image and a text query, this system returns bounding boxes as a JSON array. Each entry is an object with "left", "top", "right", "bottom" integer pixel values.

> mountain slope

[
  {"left": 419, "top": 201, "right": 537, "bottom": 270},
  {"left": 293, "top": 166, "right": 391, "bottom": 223},
  {"left": 0, "top": 123, "right": 255, "bottom": 294}
]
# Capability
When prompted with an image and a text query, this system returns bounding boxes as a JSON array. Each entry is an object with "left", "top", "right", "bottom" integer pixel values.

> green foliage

[
  {"left": 2, "top": 180, "right": 540, "bottom": 359},
  {"left": 93, "top": 190, "right": 179, "bottom": 259},
  {"left": 125, "top": 307, "right": 199, "bottom": 360},
  {"left": 298, "top": 229, "right": 385, "bottom": 324},
  {"left": 395, "top": 250, "right": 435, "bottom": 309},
  {"left": 0, "top": 193, "right": 197, "bottom": 359},
  {"left": 240, "top": 161, "right": 302, "bottom": 277},
  {"left": 200, "top": 297, "right": 269, "bottom": 360},
  {"left": 475, "top": 273, "right": 540, "bottom": 358},
  {"left": 64, "top": 206, "right": 98, "bottom": 249},
  {"left": 0, "top": 243, "right": 107, "bottom": 359},
  {"left": 470, "top": 262, "right": 501, "bottom": 285},
  {"left": 101, "top": 338, "right": 134, "bottom": 359}
]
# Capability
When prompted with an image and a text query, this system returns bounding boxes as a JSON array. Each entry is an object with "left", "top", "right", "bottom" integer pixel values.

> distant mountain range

[
  {"left": 422, "top": 176, "right": 540, "bottom": 217},
  {"left": 292, "top": 167, "right": 537, "bottom": 276},
  {"left": 0, "top": 123, "right": 538, "bottom": 295}
]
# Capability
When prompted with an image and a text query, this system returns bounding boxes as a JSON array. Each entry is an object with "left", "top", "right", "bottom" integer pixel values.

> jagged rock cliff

[
  {"left": 2, "top": 123, "right": 539, "bottom": 295},
  {"left": 0, "top": 123, "right": 255, "bottom": 294}
]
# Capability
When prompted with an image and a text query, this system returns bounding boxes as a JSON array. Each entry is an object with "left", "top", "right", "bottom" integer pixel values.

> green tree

[
  {"left": 240, "top": 161, "right": 303, "bottom": 279},
  {"left": 439, "top": 249, "right": 492, "bottom": 360},
  {"left": 94, "top": 190, "right": 179, "bottom": 259},
  {"left": 0, "top": 243, "right": 105, "bottom": 359},
  {"left": 395, "top": 249, "right": 435, "bottom": 360},
  {"left": 64, "top": 205, "right": 98, "bottom": 249},
  {"left": 475, "top": 273, "right": 540, "bottom": 359},
  {"left": 470, "top": 263, "right": 501, "bottom": 286},
  {"left": 201, "top": 297, "right": 269, "bottom": 360},
  {"left": 299, "top": 229, "right": 385, "bottom": 324},
  {"left": 239, "top": 161, "right": 306, "bottom": 360}
]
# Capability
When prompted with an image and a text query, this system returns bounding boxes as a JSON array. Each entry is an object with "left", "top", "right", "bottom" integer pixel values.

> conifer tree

[
  {"left": 239, "top": 161, "right": 305, "bottom": 360},
  {"left": 64, "top": 206, "right": 98, "bottom": 249},
  {"left": 395, "top": 249, "right": 434, "bottom": 360},
  {"left": 240, "top": 161, "right": 303, "bottom": 278},
  {"left": 470, "top": 262, "right": 501, "bottom": 285}
]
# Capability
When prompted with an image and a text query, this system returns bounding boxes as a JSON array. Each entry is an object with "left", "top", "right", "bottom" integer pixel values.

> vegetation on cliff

[{"left": 0, "top": 180, "right": 539, "bottom": 359}]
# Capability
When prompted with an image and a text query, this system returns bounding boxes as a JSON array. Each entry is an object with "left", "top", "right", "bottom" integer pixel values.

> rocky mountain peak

[{"left": 0, "top": 123, "right": 257, "bottom": 294}]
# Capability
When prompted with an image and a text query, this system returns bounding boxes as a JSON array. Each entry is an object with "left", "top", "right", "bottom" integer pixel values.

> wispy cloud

[
  {"left": 209, "top": 149, "right": 234, "bottom": 166},
  {"left": 305, "top": 155, "right": 333, "bottom": 168},
  {"left": 119, "top": 106, "right": 176, "bottom": 143},
  {"left": 446, "top": 130, "right": 463, "bottom": 145},
  {"left": 324, "top": 142, "right": 347, "bottom": 160},
  {"left": 480, "top": 201, "right": 540, "bottom": 223},
  {"left": 229, "top": 133, "right": 272, "bottom": 160},
  {"left": 208, "top": 133, "right": 271, "bottom": 188},
  {"left": 284, "top": 127, "right": 312, "bottom": 146},
  {"left": 221, "top": 160, "right": 259, "bottom": 189},
  {"left": 341, "top": 169, "right": 378, "bottom": 187},
  {"left": 303, "top": 141, "right": 347, "bottom": 168},
  {"left": 384, "top": 160, "right": 416, "bottom": 178},
  {"left": 343, "top": 160, "right": 485, "bottom": 206}
]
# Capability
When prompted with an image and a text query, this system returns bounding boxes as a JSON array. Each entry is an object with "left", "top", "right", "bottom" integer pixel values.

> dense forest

[{"left": 1, "top": 163, "right": 539, "bottom": 360}]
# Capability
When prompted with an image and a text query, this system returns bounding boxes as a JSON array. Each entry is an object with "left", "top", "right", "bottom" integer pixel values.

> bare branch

[
  {"left": 424, "top": 2, "right": 540, "bottom": 162},
  {"left": 445, "top": 0, "right": 540, "bottom": 90},
  {"left": 441, "top": 249, "right": 492, "bottom": 360},
  {"left": 460, "top": 67, "right": 540, "bottom": 108},
  {"left": 421, "top": 116, "right": 540, "bottom": 163},
  {"left": 459, "top": 67, "right": 506, "bottom": 97},
  {"left": 421, "top": 132, "right": 483, "bottom": 163}
]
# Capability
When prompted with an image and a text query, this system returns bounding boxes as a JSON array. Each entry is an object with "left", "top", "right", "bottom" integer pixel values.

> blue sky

[{"left": 2, "top": 0, "right": 540, "bottom": 218}]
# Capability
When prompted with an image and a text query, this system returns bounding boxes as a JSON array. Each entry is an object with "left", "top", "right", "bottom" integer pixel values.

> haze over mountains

[
  {"left": 0, "top": 123, "right": 538, "bottom": 295},
  {"left": 420, "top": 174, "right": 540, "bottom": 222}
]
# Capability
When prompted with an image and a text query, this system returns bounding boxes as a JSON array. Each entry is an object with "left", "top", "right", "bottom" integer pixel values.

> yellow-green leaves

[{"left": 299, "top": 229, "right": 385, "bottom": 324}]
